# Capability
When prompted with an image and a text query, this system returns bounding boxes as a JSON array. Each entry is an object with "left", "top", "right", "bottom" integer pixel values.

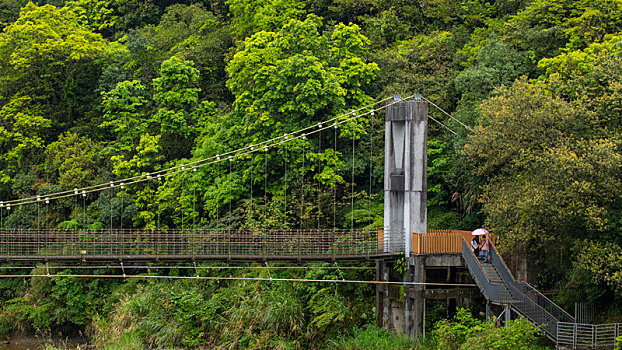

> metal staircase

[{"left": 461, "top": 239, "right": 575, "bottom": 343}]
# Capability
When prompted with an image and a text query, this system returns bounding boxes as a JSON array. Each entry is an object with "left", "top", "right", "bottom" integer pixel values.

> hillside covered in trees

[{"left": 0, "top": 0, "right": 621, "bottom": 348}]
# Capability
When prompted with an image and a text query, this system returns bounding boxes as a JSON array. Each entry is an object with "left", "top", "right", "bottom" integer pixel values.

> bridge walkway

[{"left": 0, "top": 228, "right": 403, "bottom": 262}]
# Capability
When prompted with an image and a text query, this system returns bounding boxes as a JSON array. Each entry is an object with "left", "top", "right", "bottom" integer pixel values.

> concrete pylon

[{"left": 384, "top": 95, "right": 428, "bottom": 256}]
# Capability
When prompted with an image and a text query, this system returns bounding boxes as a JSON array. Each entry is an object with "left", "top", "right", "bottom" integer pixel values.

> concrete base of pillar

[{"left": 376, "top": 254, "right": 479, "bottom": 339}]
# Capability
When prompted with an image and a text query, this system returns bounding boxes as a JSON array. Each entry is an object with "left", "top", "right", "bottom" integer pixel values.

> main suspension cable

[
  {"left": 2, "top": 97, "right": 395, "bottom": 207},
  {"left": 421, "top": 96, "right": 475, "bottom": 133},
  {"left": 2, "top": 95, "right": 417, "bottom": 209},
  {"left": 428, "top": 114, "right": 458, "bottom": 135}
]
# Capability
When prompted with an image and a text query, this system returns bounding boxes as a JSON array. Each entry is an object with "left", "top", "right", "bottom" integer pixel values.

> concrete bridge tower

[
  {"left": 378, "top": 94, "right": 432, "bottom": 339},
  {"left": 384, "top": 94, "right": 428, "bottom": 256}
]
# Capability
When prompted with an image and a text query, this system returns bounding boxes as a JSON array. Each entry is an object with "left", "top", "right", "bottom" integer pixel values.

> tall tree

[{"left": 0, "top": 3, "right": 106, "bottom": 137}]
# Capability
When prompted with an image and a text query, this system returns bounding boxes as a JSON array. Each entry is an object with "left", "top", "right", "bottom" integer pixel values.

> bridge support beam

[{"left": 384, "top": 95, "right": 428, "bottom": 256}]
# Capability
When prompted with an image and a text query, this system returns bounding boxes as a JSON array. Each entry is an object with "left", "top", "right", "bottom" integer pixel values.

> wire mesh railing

[
  {"left": 461, "top": 239, "right": 508, "bottom": 303},
  {"left": 521, "top": 282, "right": 575, "bottom": 323},
  {"left": 488, "top": 241, "right": 574, "bottom": 342},
  {"left": 461, "top": 239, "right": 575, "bottom": 343},
  {"left": 0, "top": 228, "right": 403, "bottom": 261}
]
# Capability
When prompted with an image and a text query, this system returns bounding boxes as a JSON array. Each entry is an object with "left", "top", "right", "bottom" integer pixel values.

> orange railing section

[
  {"left": 412, "top": 230, "right": 494, "bottom": 255},
  {"left": 377, "top": 229, "right": 494, "bottom": 255}
]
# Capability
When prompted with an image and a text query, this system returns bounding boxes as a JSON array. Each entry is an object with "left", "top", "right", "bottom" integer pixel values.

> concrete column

[
  {"left": 384, "top": 95, "right": 428, "bottom": 256},
  {"left": 382, "top": 262, "right": 392, "bottom": 331},
  {"left": 376, "top": 261, "right": 384, "bottom": 327},
  {"left": 409, "top": 255, "right": 425, "bottom": 338},
  {"left": 404, "top": 262, "right": 413, "bottom": 335}
]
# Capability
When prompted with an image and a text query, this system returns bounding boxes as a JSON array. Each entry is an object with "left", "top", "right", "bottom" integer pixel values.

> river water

[{"left": 0, "top": 336, "right": 88, "bottom": 350}]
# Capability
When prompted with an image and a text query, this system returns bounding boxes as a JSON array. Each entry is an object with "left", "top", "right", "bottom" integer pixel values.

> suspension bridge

[
  {"left": 0, "top": 95, "right": 617, "bottom": 349},
  {"left": 0, "top": 94, "right": 426, "bottom": 263}
]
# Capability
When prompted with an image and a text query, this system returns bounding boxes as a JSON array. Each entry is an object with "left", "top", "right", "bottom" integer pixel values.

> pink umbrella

[{"left": 471, "top": 228, "right": 489, "bottom": 236}]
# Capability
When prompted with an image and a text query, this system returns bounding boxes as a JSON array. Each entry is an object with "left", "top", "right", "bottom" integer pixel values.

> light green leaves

[
  {"left": 227, "top": 0, "right": 306, "bottom": 39},
  {"left": 101, "top": 80, "right": 148, "bottom": 152},
  {"left": 153, "top": 57, "right": 201, "bottom": 136},
  {"left": 0, "top": 95, "right": 50, "bottom": 183}
]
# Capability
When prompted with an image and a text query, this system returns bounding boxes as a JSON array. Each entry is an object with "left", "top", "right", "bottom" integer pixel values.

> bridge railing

[
  {"left": 488, "top": 242, "right": 575, "bottom": 342},
  {"left": 0, "top": 228, "right": 402, "bottom": 261},
  {"left": 412, "top": 230, "right": 494, "bottom": 255}
]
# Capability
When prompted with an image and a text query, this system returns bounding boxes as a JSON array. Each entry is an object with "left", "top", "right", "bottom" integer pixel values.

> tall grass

[{"left": 327, "top": 325, "right": 419, "bottom": 350}]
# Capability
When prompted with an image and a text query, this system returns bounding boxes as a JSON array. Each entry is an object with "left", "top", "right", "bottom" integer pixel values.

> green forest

[{"left": 0, "top": 0, "right": 621, "bottom": 348}]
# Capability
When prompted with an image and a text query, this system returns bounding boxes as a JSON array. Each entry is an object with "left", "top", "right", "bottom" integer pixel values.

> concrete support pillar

[
  {"left": 376, "top": 261, "right": 384, "bottom": 327},
  {"left": 377, "top": 256, "right": 425, "bottom": 338},
  {"left": 384, "top": 95, "right": 428, "bottom": 256},
  {"left": 405, "top": 255, "right": 425, "bottom": 338},
  {"left": 382, "top": 262, "right": 392, "bottom": 331}
]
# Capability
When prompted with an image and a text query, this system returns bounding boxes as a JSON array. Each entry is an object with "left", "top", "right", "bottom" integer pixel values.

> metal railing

[
  {"left": 522, "top": 282, "right": 575, "bottom": 323},
  {"left": 488, "top": 242, "right": 575, "bottom": 342},
  {"left": 558, "top": 322, "right": 622, "bottom": 349},
  {"left": 507, "top": 282, "right": 561, "bottom": 341},
  {"left": 0, "top": 228, "right": 403, "bottom": 261},
  {"left": 378, "top": 229, "right": 406, "bottom": 253},
  {"left": 489, "top": 245, "right": 574, "bottom": 323},
  {"left": 465, "top": 239, "right": 621, "bottom": 348},
  {"left": 461, "top": 239, "right": 507, "bottom": 303},
  {"left": 459, "top": 240, "right": 575, "bottom": 343}
]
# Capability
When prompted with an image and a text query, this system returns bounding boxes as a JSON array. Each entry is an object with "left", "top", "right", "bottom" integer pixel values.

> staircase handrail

[
  {"left": 487, "top": 241, "right": 518, "bottom": 285},
  {"left": 461, "top": 239, "right": 507, "bottom": 303},
  {"left": 488, "top": 242, "right": 574, "bottom": 323},
  {"left": 494, "top": 268, "right": 559, "bottom": 340},
  {"left": 508, "top": 289, "right": 559, "bottom": 342},
  {"left": 488, "top": 241, "right": 580, "bottom": 342},
  {"left": 522, "top": 282, "right": 575, "bottom": 323}
]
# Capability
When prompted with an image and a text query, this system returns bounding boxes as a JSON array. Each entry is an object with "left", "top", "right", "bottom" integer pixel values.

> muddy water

[{"left": 0, "top": 336, "right": 88, "bottom": 350}]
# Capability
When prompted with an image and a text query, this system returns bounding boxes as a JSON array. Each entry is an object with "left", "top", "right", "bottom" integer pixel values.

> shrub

[
  {"left": 433, "top": 308, "right": 545, "bottom": 350},
  {"left": 328, "top": 324, "right": 416, "bottom": 350}
]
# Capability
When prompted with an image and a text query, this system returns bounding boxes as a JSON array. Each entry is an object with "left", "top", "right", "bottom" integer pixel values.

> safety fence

[
  {"left": 557, "top": 322, "right": 621, "bottom": 349},
  {"left": 412, "top": 230, "right": 494, "bottom": 254},
  {"left": 461, "top": 236, "right": 576, "bottom": 344},
  {"left": 0, "top": 228, "right": 403, "bottom": 261}
]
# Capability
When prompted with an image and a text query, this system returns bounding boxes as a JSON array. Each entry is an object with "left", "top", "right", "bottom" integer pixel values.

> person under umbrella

[
  {"left": 471, "top": 236, "right": 480, "bottom": 257},
  {"left": 480, "top": 235, "right": 490, "bottom": 263},
  {"left": 471, "top": 228, "right": 489, "bottom": 260}
]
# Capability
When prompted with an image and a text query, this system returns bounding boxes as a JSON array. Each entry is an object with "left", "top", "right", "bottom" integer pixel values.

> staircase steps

[
  {"left": 480, "top": 261, "right": 516, "bottom": 303},
  {"left": 481, "top": 262, "right": 502, "bottom": 282}
]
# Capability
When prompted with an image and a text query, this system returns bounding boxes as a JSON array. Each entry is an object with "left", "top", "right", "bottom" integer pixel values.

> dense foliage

[{"left": 0, "top": 0, "right": 621, "bottom": 346}]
